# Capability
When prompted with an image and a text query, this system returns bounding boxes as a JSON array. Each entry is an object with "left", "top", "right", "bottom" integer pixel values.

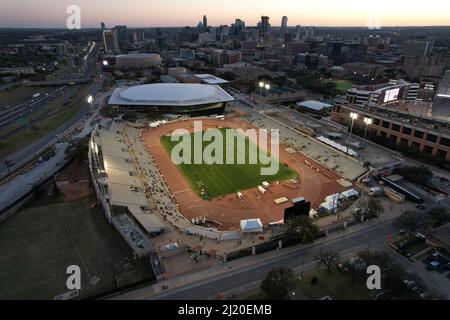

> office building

[
  {"left": 432, "top": 70, "right": 450, "bottom": 119},
  {"left": 280, "top": 16, "right": 288, "bottom": 38},
  {"left": 103, "top": 29, "right": 120, "bottom": 53}
]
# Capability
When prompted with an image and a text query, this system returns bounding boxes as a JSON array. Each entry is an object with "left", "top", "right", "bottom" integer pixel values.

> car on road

[
  {"left": 337, "top": 263, "right": 349, "bottom": 273},
  {"left": 416, "top": 205, "right": 426, "bottom": 211},
  {"left": 426, "top": 261, "right": 440, "bottom": 271},
  {"left": 401, "top": 250, "right": 413, "bottom": 258}
]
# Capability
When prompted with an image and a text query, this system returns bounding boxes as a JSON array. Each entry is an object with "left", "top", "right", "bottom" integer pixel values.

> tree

[
  {"left": 399, "top": 166, "right": 433, "bottom": 186},
  {"left": 426, "top": 207, "right": 450, "bottom": 228},
  {"left": 316, "top": 249, "right": 339, "bottom": 273},
  {"left": 65, "top": 137, "right": 89, "bottom": 161},
  {"left": 356, "top": 198, "right": 384, "bottom": 221},
  {"left": 394, "top": 210, "right": 432, "bottom": 234},
  {"left": 286, "top": 215, "right": 320, "bottom": 244},
  {"left": 261, "top": 268, "right": 296, "bottom": 300}
]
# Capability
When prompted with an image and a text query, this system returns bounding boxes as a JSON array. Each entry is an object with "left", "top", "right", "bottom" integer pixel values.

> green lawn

[
  {"left": 297, "top": 269, "right": 370, "bottom": 300},
  {"left": 161, "top": 129, "right": 298, "bottom": 199},
  {"left": 324, "top": 79, "right": 353, "bottom": 93}
]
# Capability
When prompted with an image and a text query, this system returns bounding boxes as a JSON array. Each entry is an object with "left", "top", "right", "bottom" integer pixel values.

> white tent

[
  {"left": 319, "top": 201, "right": 338, "bottom": 213},
  {"left": 240, "top": 219, "right": 263, "bottom": 233},
  {"left": 341, "top": 189, "right": 360, "bottom": 200},
  {"left": 325, "top": 193, "right": 343, "bottom": 203}
]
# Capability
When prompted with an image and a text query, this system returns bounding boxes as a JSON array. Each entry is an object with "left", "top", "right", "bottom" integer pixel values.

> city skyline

[{"left": 1, "top": 0, "right": 450, "bottom": 28}]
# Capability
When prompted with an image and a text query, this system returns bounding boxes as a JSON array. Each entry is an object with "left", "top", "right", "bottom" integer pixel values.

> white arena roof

[{"left": 109, "top": 83, "right": 234, "bottom": 107}]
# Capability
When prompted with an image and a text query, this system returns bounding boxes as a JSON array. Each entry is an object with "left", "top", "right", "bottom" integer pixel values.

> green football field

[{"left": 161, "top": 129, "right": 298, "bottom": 199}]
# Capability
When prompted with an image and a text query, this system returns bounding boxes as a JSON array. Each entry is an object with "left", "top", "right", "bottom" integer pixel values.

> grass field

[
  {"left": 0, "top": 195, "right": 155, "bottom": 300},
  {"left": 161, "top": 128, "right": 298, "bottom": 199},
  {"left": 297, "top": 269, "right": 370, "bottom": 300},
  {"left": 324, "top": 79, "right": 353, "bottom": 93}
]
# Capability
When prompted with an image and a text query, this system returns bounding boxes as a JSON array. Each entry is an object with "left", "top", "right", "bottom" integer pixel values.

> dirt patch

[{"left": 58, "top": 181, "right": 93, "bottom": 202}]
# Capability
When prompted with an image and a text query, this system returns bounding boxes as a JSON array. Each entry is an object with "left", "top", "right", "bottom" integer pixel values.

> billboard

[{"left": 384, "top": 88, "right": 400, "bottom": 103}]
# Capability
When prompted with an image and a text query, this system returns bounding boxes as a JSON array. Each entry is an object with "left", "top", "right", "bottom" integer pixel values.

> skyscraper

[
  {"left": 103, "top": 29, "right": 119, "bottom": 53},
  {"left": 432, "top": 70, "right": 450, "bottom": 118},
  {"left": 100, "top": 22, "right": 106, "bottom": 31},
  {"left": 230, "top": 19, "right": 245, "bottom": 38},
  {"left": 259, "top": 16, "right": 270, "bottom": 38},
  {"left": 203, "top": 15, "right": 208, "bottom": 29},
  {"left": 280, "top": 16, "right": 288, "bottom": 38}
]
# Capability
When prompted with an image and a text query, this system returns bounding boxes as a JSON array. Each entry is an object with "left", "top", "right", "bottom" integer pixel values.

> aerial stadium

[{"left": 108, "top": 83, "right": 235, "bottom": 116}]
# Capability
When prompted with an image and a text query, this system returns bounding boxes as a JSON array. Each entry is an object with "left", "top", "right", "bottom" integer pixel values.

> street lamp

[
  {"left": 258, "top": 81, "right": 265, "bottom": 96},
  {"left": 346, "top": 112, "right": 358, "bottom": 155},
  {"left": 87, "top": 95, "right": 94, "bottom": 114},
  {"left": 264, "top": 83, "right": 271, "bottom": 105},
  {"left": 363, "top": 117, "right": 373, "bottom": 141}
]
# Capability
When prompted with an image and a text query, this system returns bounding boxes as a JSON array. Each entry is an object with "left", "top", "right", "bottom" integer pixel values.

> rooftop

[
  {"left": 297, "top": 100, "right": 333, "bottom": 111},
  {"left": 109, "top": 83, "right": 234, "bottom": 107},
  {"left": 195, "top": 74, "right": 229, "bottom": 85}
]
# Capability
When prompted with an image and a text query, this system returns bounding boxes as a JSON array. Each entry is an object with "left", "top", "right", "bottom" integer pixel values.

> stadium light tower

[
  {"left": 363, "top": 117, "right": 373, "bottom": 142},
  {"left": 259, "top": 81, "right": 265, "bottom": 98},
  {"left": 265, "top": 83, "right": 271, "bottom": 105},
  {"left": 346, "top": 112, "right": 358, "bottom": 155},
  {"left": 87, "top": 95, "right": 94, "bottom": 114}
]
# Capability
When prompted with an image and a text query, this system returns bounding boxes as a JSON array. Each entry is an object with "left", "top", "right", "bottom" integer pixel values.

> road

[
  {"left": 114, "top": 221, "right": 394, "bottom": 300},
  {"left": 0, "top": 80, "right": 101, "bottom": 181},
  {"left": 0, "top": 86, "right": 67, "bottom": 129}
]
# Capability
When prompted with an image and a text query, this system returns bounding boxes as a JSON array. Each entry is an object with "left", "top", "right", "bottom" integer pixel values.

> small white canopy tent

[
  {"left": 240, "top": 218, "right": 263, "bottom": 233},
  {"left": 341, "top": 189, "right": 360, "bottom": 200},
  {"left": 319, "top": 201, "right": 338, "bottom": 214}
]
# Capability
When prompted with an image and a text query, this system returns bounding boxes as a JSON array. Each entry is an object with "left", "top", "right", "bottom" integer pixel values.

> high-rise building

[
  {"left": 114, "top": 25, "right": 129, "bottom": 51},
  {"left": 103, "top": 29, "right": 119, "bottom": 53},
  {"left": 402, "top": 37, "right": 434, "bottom": 57},
  {"left": 432, "top": 70, "right": 450, "bottom": 118},
  {"left": 230, "top": 19, "right": 245, "bottom": 38},
  {"left": 280, "top": 16, "right": 288, "bottom": 38},
  {"left": 100, "top": 22, "right": 106, "bottom": 31},
  {"left": 306, "top": 26, "right": 315, "bottom": 40},
  {"left": 203, "top": 15, "right": 208, "bottom": 29},
  {"left": 259, "top": 16, "right": 270, "bottom": 38}
]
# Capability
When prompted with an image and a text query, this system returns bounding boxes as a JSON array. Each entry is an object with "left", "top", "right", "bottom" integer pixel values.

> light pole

[
  {"left": 258, "top": 81, "right": 264, "bottom": 99},
  {"left": 346, "top": 112, "right": 358, "bottom": 155},
  {"left": 87, "top": 95, "right": 94, "bottom": 115},
  {"left": 363, "top": 117, "right": 373, "bottom": 143},
  {"left": 265, "top": 83, "right": 270, "bottom": 105}
]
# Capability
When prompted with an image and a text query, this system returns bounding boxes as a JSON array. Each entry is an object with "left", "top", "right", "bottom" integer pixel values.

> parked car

[
  {"left": 426, "top": 261, "right": 440, "bottom": 270},
  {"left": 429, "top": 251, "right": 440, "bottom": 261},
  {"left": 401, "top": 250, "right": 412, "bottom": 258},
  {"left": 416, "top": 205, "right": 426, "bottom": 211}
]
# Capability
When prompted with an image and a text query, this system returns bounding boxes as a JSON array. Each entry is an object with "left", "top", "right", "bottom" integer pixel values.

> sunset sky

[{"left": 1, "top": 0, "right": 449, "bottom": 28}]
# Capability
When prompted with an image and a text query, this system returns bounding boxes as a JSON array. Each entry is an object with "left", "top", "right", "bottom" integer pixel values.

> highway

[
  {"left": 0, "top": 80, "right": 101, "bottom": 181},
  {"left": 115, "top": 221, "right": 394, "bottom": 300},
  {"left": 0, "top": 86, "right": 67, "bottom": 129}
]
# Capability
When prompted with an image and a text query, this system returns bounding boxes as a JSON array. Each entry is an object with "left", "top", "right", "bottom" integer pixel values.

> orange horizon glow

[{"left": 0, "top": 0, "right": 449, "bottom": 28}]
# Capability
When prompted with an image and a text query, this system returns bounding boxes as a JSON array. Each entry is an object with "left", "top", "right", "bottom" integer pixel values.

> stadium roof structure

[
  {"left": 109, "top": 83, "right": 234, "bottom": 107},
  {"left": 195, "top": 74, "right": 229, "bottom": 85},
  {"left": 296, "top": 100, "right": 333, "bottom": 111}
]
